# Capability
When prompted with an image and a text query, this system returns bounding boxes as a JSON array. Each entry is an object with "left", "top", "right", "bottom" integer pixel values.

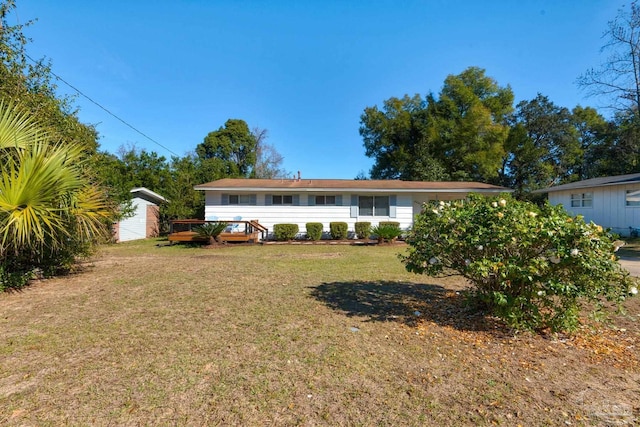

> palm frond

[{"left": 0, "top": 100, "right": 48, "bottom": 153}]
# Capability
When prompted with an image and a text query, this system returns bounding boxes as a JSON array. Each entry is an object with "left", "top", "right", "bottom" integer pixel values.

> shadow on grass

[{"left": 309, "top": 280, "right": 506, "bottom": 333}]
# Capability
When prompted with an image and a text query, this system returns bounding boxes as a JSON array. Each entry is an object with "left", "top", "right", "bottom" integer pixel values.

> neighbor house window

[
  {"left": 626, "top": 189, "right": 640, "bottom": 206},
  {"left": 359, "top": 196, "right": 389, "bottom": 216},
  {"left": 570, "top": 192, "right": 593, "bottom": 208},
  {"left": 229, "top": 194, "right": 251, "bottom": 205},
  {"left": 272, "top": 195, "right": 293, "bottom": 205},
  {"left": 315, "top": 195, "right": 336, "bottom": 205}
]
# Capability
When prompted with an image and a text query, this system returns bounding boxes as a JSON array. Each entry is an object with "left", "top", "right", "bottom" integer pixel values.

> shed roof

[
  {"left": 194, "top": 178, "right": 510, "bottom": 193},
  {"left": 533, "top": 173, "right": 640, "bottom": 193},
  {"left": 130, "top": 187, "right": 167, "bottom": 204}
]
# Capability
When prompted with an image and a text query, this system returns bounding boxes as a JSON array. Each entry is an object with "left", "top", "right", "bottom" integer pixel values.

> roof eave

[
  {"left": 130, "top": 187, "right": 168, "bottom": 203},
  {"left": 194, "top": 186, "right": 511, "bottom": 193},
  {"left": 534, "top": 180, "right": 640, "bottom": 193}
]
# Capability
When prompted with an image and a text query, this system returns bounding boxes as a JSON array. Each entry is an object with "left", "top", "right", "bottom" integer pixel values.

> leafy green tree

[
  {"left": 117, "top": 145, "right": 171, "bottom": 193},
  {"left": 428, "top": 67, "right": 514, "bottom": 182},
  {"left": 91, "top": 146, "right": 171, "bottom": 223},
  {"left": 93, "top": 146, "right": 207, "bottom": 229},
  {"left": 571, "top": 106, "right": 617, "bottom": 179},
  {"left": 606, "top": 111, "right": 640, "bottom": 175},
  {"left": 360, "top": 67, "right": 513, "bottom": 182},
  {"left": 90, "top": 151, "right": 134, "bottom": 211},
  {"left": 196, "top": 119, "right": 257, "bottom": 180},
  {"left": 164, "top": 154, "right": 205, "bottom": 220},
  {"left": 402, "top": 194, "right": 635, "bottom": 332},
  {"left": 360, "top": 94, "right": 445, "bottom": 180},
  {"left": 503, "top": 95, "right": 581, "bottom": 196}
]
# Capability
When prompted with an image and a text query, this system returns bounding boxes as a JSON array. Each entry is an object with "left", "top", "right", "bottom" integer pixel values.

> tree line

[
  {"left": 94, "top": 119, "right": 289, "bottom": 227},
  {"left": 360, "top": 68, "right": 638, "bottom": 199},
  {"left": 360, "top": 3, "right": 640, "bottom": 199}
]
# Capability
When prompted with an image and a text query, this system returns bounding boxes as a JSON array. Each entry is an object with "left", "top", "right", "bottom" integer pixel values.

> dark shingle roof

[
  {"left": 194, "top": 178, "right": 510, "bottom": 193},
  {"left": 533, "top": 173, "right": 640, "bottom": 193}
]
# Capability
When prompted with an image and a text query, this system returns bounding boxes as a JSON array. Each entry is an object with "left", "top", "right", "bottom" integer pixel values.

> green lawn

[{"left": 0, "top": 240, "right": 638, "bottom": 426}]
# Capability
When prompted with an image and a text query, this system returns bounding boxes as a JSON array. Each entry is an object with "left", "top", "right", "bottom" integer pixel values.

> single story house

[
  {"left": 114, "top": 187, "right": 167, "bottom": 242},
  {"left": 194, "top": 178, "right": 510, "bottom": 238},
  {"left": 534, "top": 173, "right": 640, "bottom": 237}
]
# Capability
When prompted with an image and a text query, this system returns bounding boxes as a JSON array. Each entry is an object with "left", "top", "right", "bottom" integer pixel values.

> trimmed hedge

[
  {"left": 273, "top": 223, "right": 299, "bottom": 241},
  {"left": 378, "top": 221, "right": 400, "bottom": 228},
  {"left": 355, "top": 222, "right": 371, "bottom": 239},
  {"left": 329, "top": 222, "right": 348, "bottom": 240},
  {"left": 306, "top": 222, "right": 323, "bottom": 241}
]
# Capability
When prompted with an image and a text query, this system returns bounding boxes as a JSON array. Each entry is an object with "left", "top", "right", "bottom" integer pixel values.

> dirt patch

[{"left": 267, "top": 252, "right": 344, "bottom": 260}]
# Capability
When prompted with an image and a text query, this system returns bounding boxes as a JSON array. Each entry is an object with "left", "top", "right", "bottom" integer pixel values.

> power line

[{"left": 23, "top": 51, "right": 181, "bottom": 157}]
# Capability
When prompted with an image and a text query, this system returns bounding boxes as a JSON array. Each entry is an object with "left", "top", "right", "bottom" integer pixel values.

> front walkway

[{"left": 619, "top": 256, "right": 640, "bottom": 277}]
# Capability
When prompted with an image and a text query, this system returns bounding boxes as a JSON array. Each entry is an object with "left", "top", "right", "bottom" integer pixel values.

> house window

[
  {"left": 359, "top": 196, "right": 389, "bottom": 216},
  {"left": 570, "top": 192, "right": 593, "bottom": 208},
  {"left": 315, "top": 195, "right": 336, "bottom": 205},
  {"left": 272, "top": 195, "right": 293, "bottom": 205},
  {"left": 229, "top": 194, "right": 251, "bottom": 205},
  {"left": 626, "top": 189, "right": 640, "bottom": 206}
]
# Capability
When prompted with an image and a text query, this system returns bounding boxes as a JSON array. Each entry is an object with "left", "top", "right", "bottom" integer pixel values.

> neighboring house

[
  {"left": 535, "top": 173, "right": 640, "bottom": 237},
  {"left": 114, "top": 187, "right": 167, "bottom": 242},
  {"left": 194, "top": 178, "right": 510, "bottom": 238}
]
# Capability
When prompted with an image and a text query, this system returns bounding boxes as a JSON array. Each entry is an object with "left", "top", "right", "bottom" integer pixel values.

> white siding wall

[
  {"left": 549, "top": 183, "right": 640, "bottom": 236},
  {"left": 203, "top": 192, "right": 414, "bottom": 238},
  {"left": 119, "top": 197, "right": 153, "bottom": 242}
]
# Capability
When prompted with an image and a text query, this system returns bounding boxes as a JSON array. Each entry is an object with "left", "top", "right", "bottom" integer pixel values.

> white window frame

[
  {"left": 315, "top": 195, "right": 336, "bottom": 205},
  {"left": 626, "top": 189, "right": 640, "bottom": 207},
  {"left": 358, "top": 196, "right": 389, "bottom": 216},
  {"left": 272, "top": 195, "right": 293, "bottom": 205},
  {"left": 570, "top": 192, "right": 593, "bottom": 208},
  {"left": 229, "top": 194, "right": 251, "bottom": 205}
]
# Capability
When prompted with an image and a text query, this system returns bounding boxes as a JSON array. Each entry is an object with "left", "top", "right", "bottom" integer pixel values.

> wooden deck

[
  {"left": 168, "top": 231, "right": 260, "bottom": 243},
  {"left": 168, "top": 219, "right": 267, "bottom": 244}
]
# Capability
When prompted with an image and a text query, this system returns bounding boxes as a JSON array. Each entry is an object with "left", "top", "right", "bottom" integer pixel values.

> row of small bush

[{"left": 272, "top": 222, "right": 403, "bottom": 241}]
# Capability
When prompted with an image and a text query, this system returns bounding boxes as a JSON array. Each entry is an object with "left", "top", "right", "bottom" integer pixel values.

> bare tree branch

[{"left": 578, "top": 2, "right": 640, "bottom": 116}]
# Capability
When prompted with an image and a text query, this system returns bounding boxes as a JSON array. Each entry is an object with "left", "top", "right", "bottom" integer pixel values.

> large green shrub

[
  {"left": 0, "top": 261, "right": 31, "bottom": 291},
  {"left": 355, "top": 222, "right": 371, "bottom": 239},
  {"left": 402, "top": 194, "right": 636, "bottom": 332},
  {"left": 274, "top": 223, "right": 299, "bottom": 241},
  {"left": 329, "top": 222, "right": 348, "bottom": 240},
  {"left": 372, "top": 223, "right": 403, "bottom": 243},
  {"left": 306, "top": 222, "right": 323, "bottom": 241}
]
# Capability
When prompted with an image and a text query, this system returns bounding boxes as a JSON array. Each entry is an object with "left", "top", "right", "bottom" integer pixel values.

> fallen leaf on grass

[
  {"left": 568, "top": 327, "right": 639, "bottom": 369},
  {"left": 11, "top": 409, "right": 26, "bottom": 418}
]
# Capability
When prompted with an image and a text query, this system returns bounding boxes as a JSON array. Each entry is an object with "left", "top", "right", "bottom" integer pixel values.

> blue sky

[{"left": 12, "top": 0, "right": 626, "bottom": 179}]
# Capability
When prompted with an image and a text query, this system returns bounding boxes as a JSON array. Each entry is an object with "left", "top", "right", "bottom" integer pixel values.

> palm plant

[
  {"left": 0, "top": 100, "right": 43, "bottom": 151},
  {"left": 195, "top": 222, "right": 228, "bottom": 245},
  {"left": 0, "top": 101, "right": 113, "bottom": 284},
  {"left": 371, "top": 223, "right": 403, "bottom": 244}
]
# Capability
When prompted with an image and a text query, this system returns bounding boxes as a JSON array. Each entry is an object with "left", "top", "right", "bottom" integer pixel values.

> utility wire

[{"left": 23, "top": 51, "right": 180, "bottom": 157}]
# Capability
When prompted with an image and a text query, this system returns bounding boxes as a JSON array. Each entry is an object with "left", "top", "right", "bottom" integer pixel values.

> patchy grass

[{"left": 0, "top": 239, "right": 639, "bottom": 426}]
